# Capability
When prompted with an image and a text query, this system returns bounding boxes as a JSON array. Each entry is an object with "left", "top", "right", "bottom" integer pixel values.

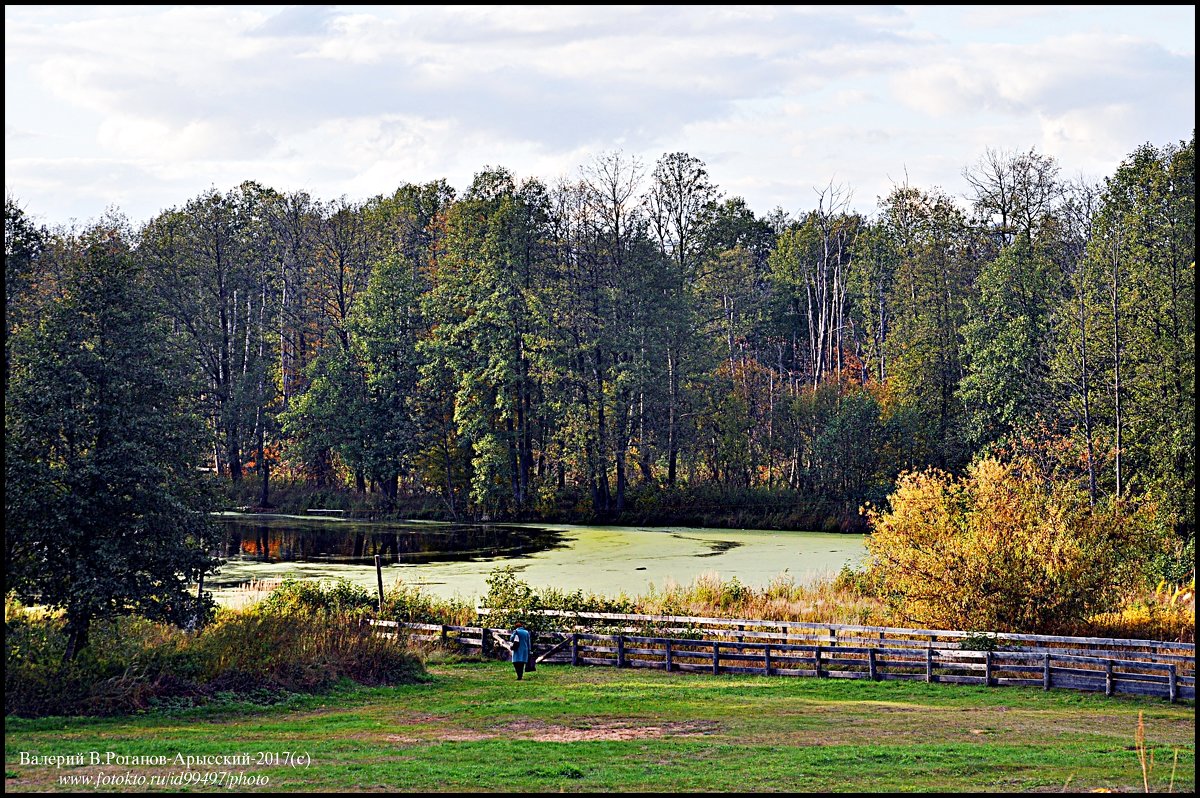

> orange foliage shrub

[{"left": 864, "top": 457, "right": 1166, "bottom": 634}]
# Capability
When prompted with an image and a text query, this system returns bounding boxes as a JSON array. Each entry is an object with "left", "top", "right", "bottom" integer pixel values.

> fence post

[
  {"left": 481, "top": 627, "right": 491, "bottom": 657},
  {"left": 828, "top": 627, "right": 837, "bottom": 648},
  {"left": 374, "top": 554, "right": 385, "bottom": 613},
  {"left": 1105, "top": 659, "right": 1114, "bottom": 697},
  {"left": 764, "top": 644, "right": 772, "bottom": 676},
  {"left": 1043, "top": 654, "right": 1051, "bottom": 691},
  {"left": 1168, "top": 665, "right": 1177, "bottom": 703},
  {"left": 616, "top": 634, "right": 625, "bottom": 668},
  {"left": 815, "top": 646, "right": 822, "bottom": 678},
  {"left": 571, "top": 633, "right": 579, "bottom": 666},
  {"left": 868, "top": 648, "right": 878, "bottom": 681},
  {"left": 926, "top": 647, "right": 934, "bottom": 683},
  {"left": 440, "top": 624, "right": 448, "bottom": 646},
  {"left": 712, "top": 642, "right": 720, "bottom": 675},
  {"left": 737, "top": 624, "right": 745, "bottom": 644},
  {"left": 984, "top": 651, "right": 993, "bottom": 687},
  {"left": 665, "top": 639, "right": 673, "bottom": 672}
]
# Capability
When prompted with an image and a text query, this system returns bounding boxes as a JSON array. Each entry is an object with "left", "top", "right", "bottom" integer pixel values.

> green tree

[
  {"left": 958, "top": 239, "right": 1060, "bottom": 450},
  {"left": 5, "top": 218, "right": 219, "bottom": 660},
  {"left": 876, "top": 184, "right": 975, "bottom": 471},
  {"left": 141, "top": 183, "right": 277, "bottom": 485},
  {"left": 421, "top": 169, "right": 550, "bottom": 517},
  {"left": 348, "top": 253, "right": 424, "bottom": 500},
  {"left": 645, "top": 152, "right": 720, "bottom": 487},
  {"left": 5, "top": 197, "right": 49, "bottom": 384},
  {"left": 1085, "top": 136, "right": 1195, "bottom": 538}
]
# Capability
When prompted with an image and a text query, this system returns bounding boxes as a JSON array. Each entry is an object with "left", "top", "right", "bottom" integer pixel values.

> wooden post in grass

[
  {"left": 1043, "top": 654, "right": 1052, "bottom": 690},
  {"left": 616, "top": 634, "right": 624, "bottom": 668},
  {"left": 712, "top": 642, "right": 720, "bottom": 675},
  {"left": 440, "top": 624, "right": 448, "bottom": 646},
  {"left": 926, "top": 647, "right": 934, "bottom": 683},
  {"left": 984, "top": 651, "right": 993, "bottom": 686},
  {"left": 571, "top": 633, "right": 579, "bottom": 667},
  {"left": 764, "top": 644, "right": 772, "bottom": 676},
  {"left": 481, "top": 627, "right": 491, "bottom": 657},
  {"left": 1168, "top": 665, "right": 1177, "bottom": 703},
  {"left": 815, "top": 646, "right": 823, "bottom": 678},
  {"left": 374, "top": 554, "right": 385, "bottom": 613},
  {"left": 868, "top": 648, "right": 877, "bottom": 681},
  {"left": 665, "top": 639, "right": 673, "bottom": 673},
  {"left": 1105, "top": 659, "right": 1114, "bottom": 696}
]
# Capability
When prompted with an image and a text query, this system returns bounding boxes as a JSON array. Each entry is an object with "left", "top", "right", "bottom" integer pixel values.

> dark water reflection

[{"left": 215, "top": 515, "right": 566, "bottom": 566}]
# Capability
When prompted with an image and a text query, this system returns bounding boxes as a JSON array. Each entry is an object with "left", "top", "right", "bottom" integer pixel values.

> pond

[{"left": 206, "top": 513, "right": 867, "bottom": 604}]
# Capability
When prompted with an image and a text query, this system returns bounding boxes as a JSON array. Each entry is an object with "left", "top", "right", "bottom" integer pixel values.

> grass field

[{"left": 4, "top": 659, "right": 1195, "bottom": 793}]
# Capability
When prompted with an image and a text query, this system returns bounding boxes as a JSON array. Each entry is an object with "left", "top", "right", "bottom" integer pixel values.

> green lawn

[{"left": 4, "top": 660, "right": 1195, "bottom": 793}]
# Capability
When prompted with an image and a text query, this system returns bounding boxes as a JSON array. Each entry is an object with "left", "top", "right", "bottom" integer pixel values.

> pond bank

[{"left": 224, "top": 481, "right": 875, "bottom": 533}]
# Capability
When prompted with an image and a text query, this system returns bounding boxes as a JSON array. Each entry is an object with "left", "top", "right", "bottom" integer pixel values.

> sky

[{"left": 4, "top": 5, "right": 1195, "bottom": 228}]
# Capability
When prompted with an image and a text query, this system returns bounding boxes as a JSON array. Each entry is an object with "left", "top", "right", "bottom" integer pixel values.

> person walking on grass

[{"left": 511, "top": 621, "right": 532, "bottom": 680}]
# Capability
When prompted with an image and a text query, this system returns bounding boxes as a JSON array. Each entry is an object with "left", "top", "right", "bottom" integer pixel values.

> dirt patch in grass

[
  {"left": 507, "top": 718, "right": 720, "bottom": 741},
  {"left": 386, "top": 717, "right": 720, "bottom": 743}
]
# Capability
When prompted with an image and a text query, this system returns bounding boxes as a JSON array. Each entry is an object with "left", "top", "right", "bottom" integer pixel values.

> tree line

[{"left": 7, "top": 137, "right": 1194, "bottom": 544}]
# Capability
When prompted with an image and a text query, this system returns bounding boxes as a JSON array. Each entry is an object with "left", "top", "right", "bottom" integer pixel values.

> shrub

[
  {"left": 1081, "top": 577, "right": 1196, "bottom": 643},
  {"left": 4, "top": 586, "right": 426, "bottom": 718},
  {"left": 864, "top": 456, "right": 1168, "bottom": 634},
  {"left": 5, "top": 608, "right": 91, "bottom": 716},
  {"left": 382, "top": 582, "right": 474, "bottom": 625},
  {"left": 831, "top": 565, "right": 876, "bottom": 597},
  {"left": 481, "top": 566, "right": 544, "bottom": 630},
  {"left": 258, "top": 577, "right": 376, "bottom": 617}
]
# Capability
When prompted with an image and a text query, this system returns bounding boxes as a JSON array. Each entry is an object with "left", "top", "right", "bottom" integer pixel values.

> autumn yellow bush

[{"left": 864, "top": 457, "right": 1168, "bottom": 634}]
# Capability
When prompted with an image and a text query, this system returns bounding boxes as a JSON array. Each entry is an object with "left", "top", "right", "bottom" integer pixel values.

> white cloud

[{"left": 4, "top": 5, "right": 1194, "bottom": 225}]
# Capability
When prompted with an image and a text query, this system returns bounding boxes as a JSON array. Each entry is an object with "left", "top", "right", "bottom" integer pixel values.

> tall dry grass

[{"left": 630, "top": 570, "right": 888, "bottom": 626}]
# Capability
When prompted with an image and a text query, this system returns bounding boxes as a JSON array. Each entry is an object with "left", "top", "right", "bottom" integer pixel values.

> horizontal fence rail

[
  {"left": 476, "top": 608, "right": 1196, "bottom": 659},
  {"left": 371, "top": 611, "right": 1194, "bottom": 703}
]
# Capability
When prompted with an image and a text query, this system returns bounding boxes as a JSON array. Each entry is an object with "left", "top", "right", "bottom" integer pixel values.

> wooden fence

[
  {"left": 476, "top": 608, "right": 1196, "bottom": 664},
  {"left": 371, "top": 610, "right": 1194, "bottom": 703}
]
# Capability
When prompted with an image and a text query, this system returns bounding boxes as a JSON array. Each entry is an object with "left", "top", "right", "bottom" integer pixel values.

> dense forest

[{"left": 5, "top": 136, "right": 1194, "bottom": 543}]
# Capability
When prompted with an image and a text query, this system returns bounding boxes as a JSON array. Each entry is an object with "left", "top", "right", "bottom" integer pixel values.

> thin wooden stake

[{"left": 374, "top": 554, "right": 385, "bottom": 613}]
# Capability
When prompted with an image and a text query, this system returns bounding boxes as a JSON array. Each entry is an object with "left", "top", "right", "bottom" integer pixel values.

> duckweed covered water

[{"left": 206, "top": 514, "right": 865, "bottom": 604}]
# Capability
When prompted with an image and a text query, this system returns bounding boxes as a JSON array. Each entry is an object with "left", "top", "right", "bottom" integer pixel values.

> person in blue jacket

[{"left": 511, "top": 622, "right": 532, "bottom": 680}]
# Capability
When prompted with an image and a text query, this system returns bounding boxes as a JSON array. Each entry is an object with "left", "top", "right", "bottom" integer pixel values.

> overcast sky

[{"left": 5, "top": 5, "right": 1195, "bottom": 228}]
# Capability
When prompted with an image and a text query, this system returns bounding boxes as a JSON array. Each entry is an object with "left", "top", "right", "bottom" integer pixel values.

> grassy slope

[{"left": 4, "top": 660, "right": 1195, "bottom": 793}]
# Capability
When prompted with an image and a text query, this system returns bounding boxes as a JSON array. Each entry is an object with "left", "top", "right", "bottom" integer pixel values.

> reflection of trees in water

[{"left": 217, "top": 521, "right": 563, "bottom": 565}]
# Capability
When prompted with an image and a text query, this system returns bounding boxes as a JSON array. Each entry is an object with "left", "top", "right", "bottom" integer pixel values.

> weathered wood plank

[
  {"left": 574, "top": 656, "right": 617, "bottom": 667},
  {"left": 932, "top": 675, "right": 987, "bottom": 685},
  {"left": 720, "top": 665, "right": 769, "bottom": 676}
]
